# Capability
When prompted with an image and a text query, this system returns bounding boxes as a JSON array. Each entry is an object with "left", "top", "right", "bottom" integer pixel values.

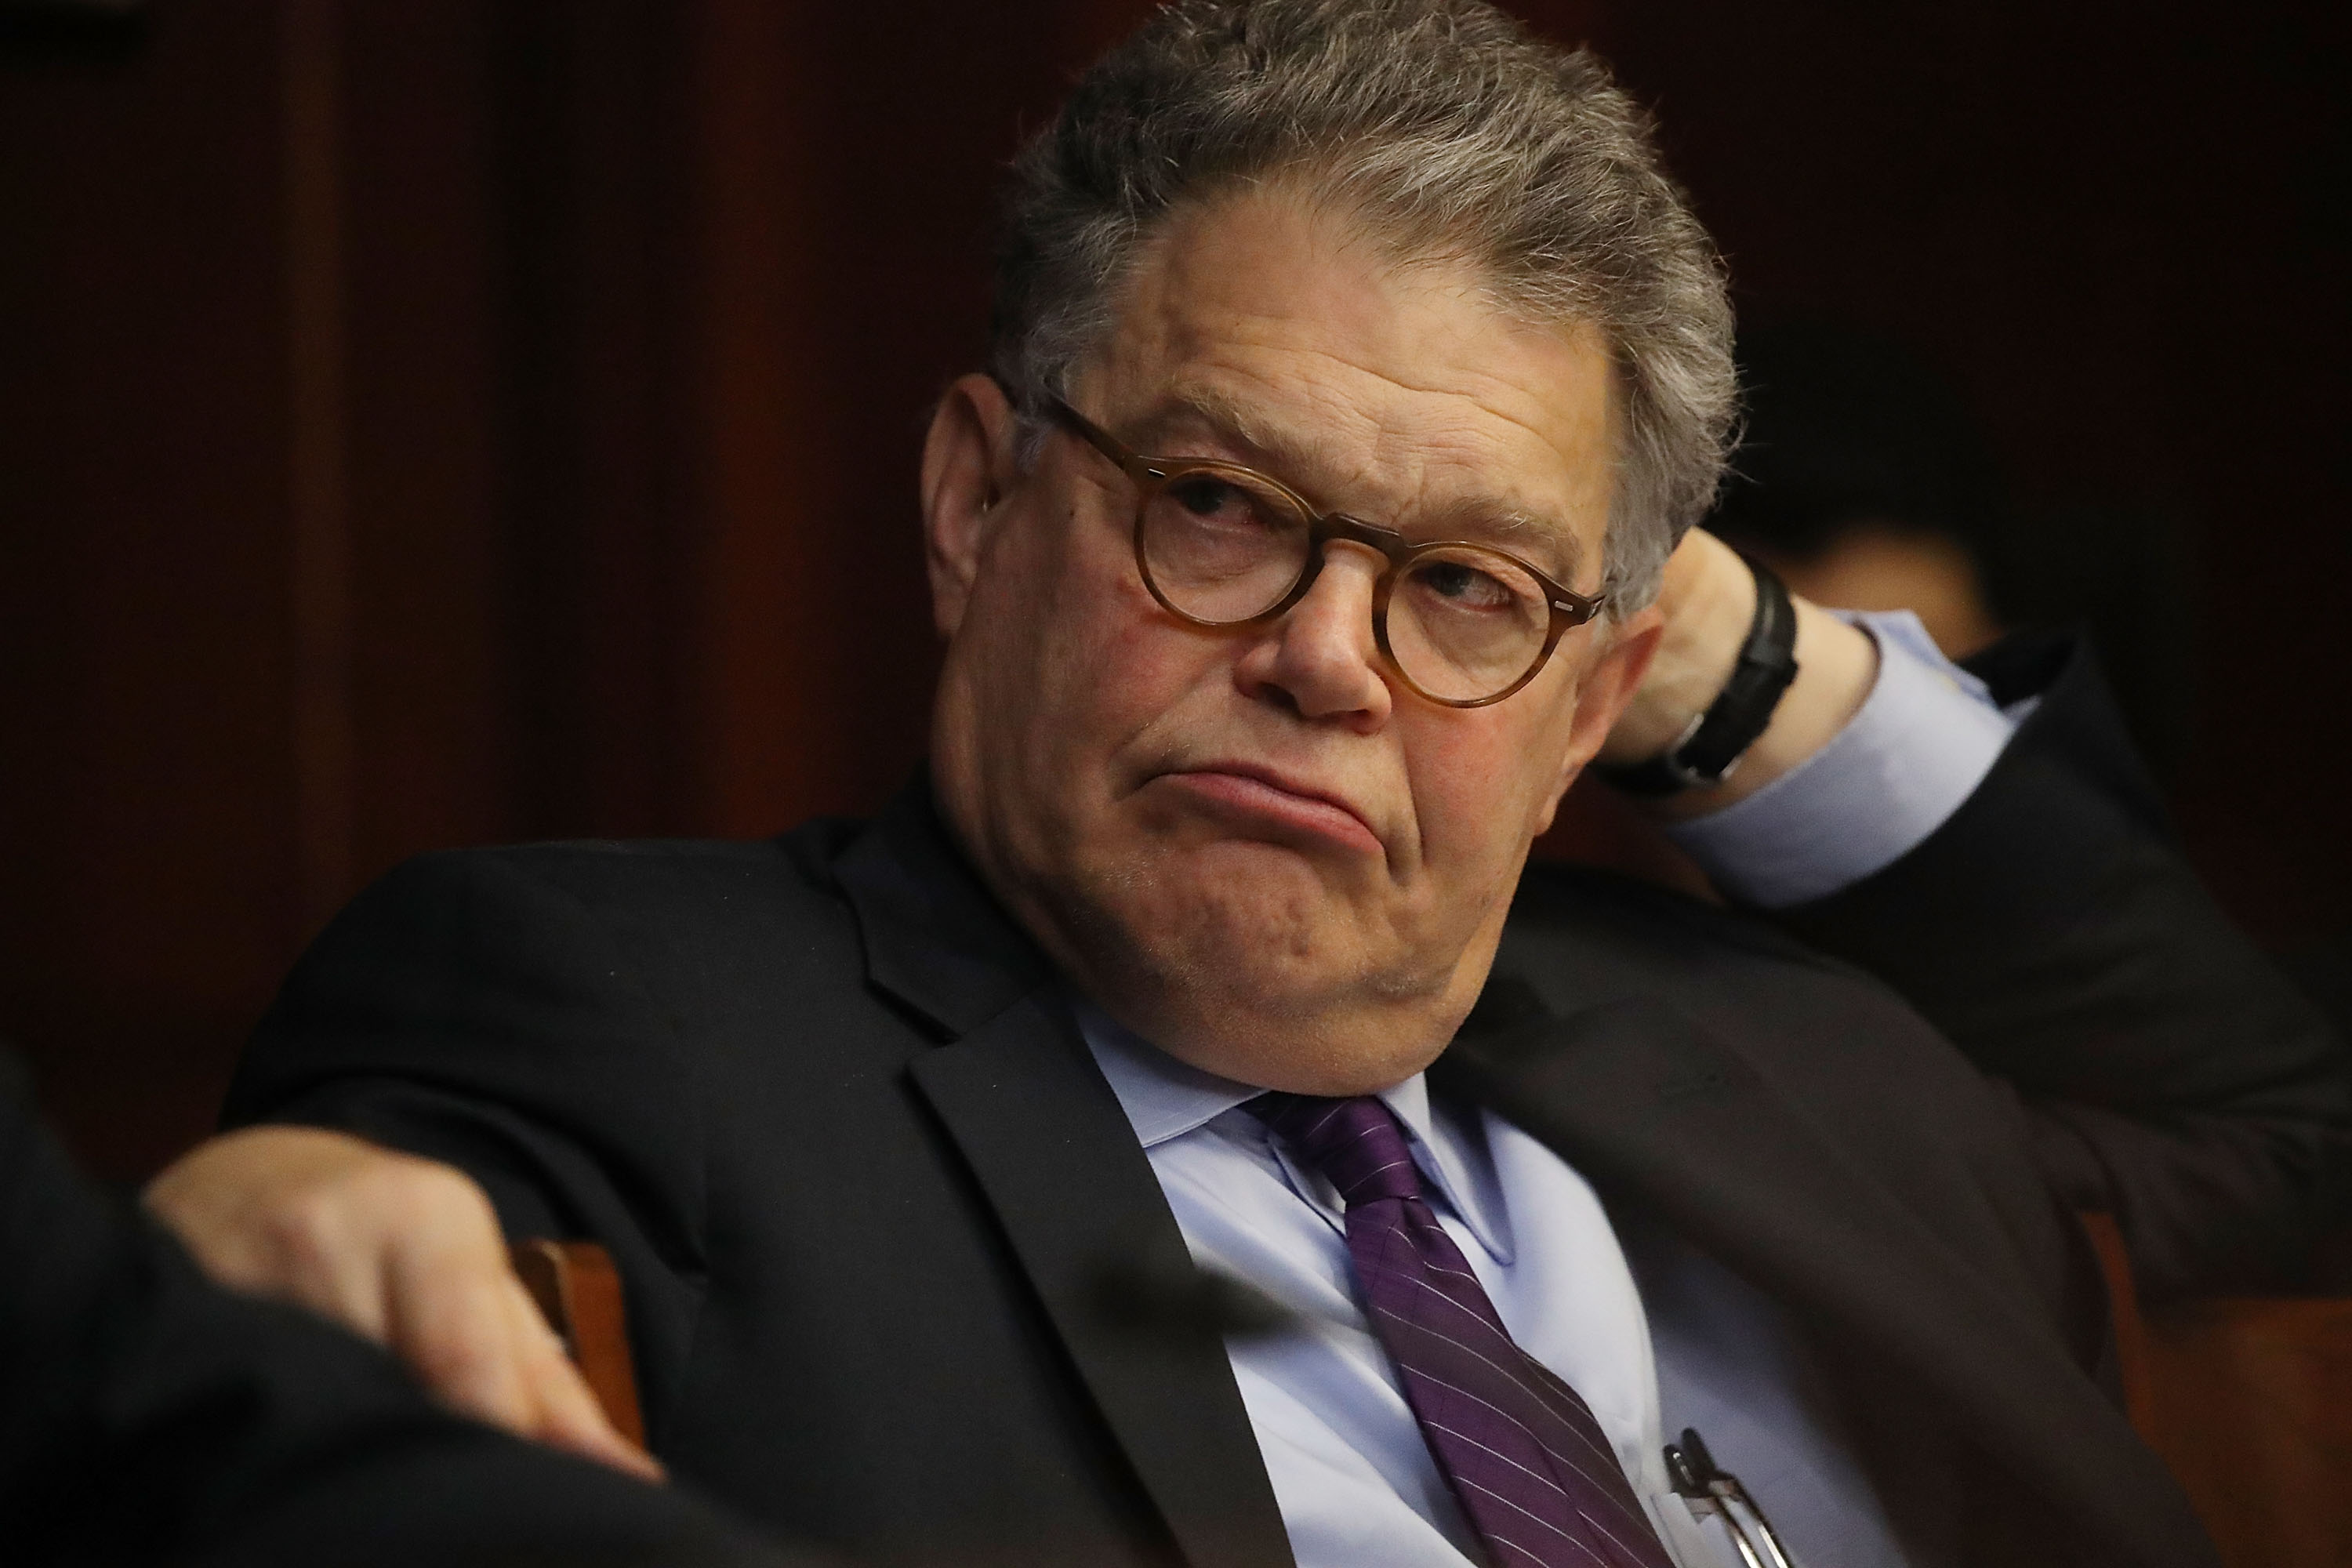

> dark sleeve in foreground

[
  {"left": 1777, "top": 631, "right": 2352, "bottom": 1299},
  {"left": 0, "top": 1050, "right": 819, "bottom": 1568}
]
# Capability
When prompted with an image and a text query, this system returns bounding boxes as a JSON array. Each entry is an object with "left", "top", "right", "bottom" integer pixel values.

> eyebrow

[{"left": 1120, "top": 386, "right": 1590, "bottom": 582}]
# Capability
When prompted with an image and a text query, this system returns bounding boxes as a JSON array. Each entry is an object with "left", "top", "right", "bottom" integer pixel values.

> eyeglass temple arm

[{"left": 1044, "top": 396, "right": 1143, "bottom": 471}]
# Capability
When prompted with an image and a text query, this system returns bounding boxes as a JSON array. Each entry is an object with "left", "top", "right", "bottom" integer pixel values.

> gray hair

[{"left": 988, "top": 0, "right": 1736, "bottom": 611}]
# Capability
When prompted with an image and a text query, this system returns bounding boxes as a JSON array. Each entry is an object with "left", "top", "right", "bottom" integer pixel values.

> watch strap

[{"left": 1599, "top": 555, "right": 1801, "bottom": 797}]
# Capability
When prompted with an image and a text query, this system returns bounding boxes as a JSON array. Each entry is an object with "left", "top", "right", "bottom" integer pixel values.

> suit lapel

[
  {"left": 1432, "top": 983, "right": 2209, "bottom": 1567},
  {"left": 912, "top": 993, "right": 1295, "bottom": 1568},
  {"left": 839, "top": 784, "right": 1294, "bottom": 1568}
]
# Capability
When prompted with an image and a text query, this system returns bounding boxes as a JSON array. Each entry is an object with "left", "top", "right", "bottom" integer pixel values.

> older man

[{"left": 147, "top": 5, "right": 2343, "bottom": 1568}]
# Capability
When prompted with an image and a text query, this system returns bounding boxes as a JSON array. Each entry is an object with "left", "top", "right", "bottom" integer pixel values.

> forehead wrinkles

[{"left": 1081, "top": 192, "right": 1613, "bottom": 558}]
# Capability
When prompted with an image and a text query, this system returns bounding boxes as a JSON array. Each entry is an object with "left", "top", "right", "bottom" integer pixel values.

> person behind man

[
  {"left": 142, "top": 4, "right": 2347, "bottom": 1567},
  {"left": 1702, "top": 320, "right": 2198, "bottom": 775},
  {"left": 1703, "top": 321, "right": 2009, "bottom": 659},
  {"left": 0, "top": 1040, "right": 809, "bottom": 1567}
]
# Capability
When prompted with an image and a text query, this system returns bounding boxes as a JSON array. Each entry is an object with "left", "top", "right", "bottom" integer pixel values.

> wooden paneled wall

[
  {"left": 0, "top": 0, "right": 1154, "bottom": 1175},
  {"left": 1, "top": 0, "right": 2342, "bottom": 1181}
]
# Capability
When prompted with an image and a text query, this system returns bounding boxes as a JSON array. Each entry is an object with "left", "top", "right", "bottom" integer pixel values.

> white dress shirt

[{"left": 1078, "top": 612, "right": 2019, "bottom": 1568}]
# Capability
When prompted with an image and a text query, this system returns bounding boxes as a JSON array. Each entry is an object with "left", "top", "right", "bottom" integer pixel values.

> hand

[
  {"left": 145, "top": 1125, "right": 662, "bottom": 1482},
  {"left": 1596, "top": 528, "right": 1878, "bottom": 819}
]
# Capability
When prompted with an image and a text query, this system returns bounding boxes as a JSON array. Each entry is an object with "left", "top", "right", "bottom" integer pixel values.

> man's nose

[{"left": 1231, "top": 543, "right": 1393, "bottom": 728}]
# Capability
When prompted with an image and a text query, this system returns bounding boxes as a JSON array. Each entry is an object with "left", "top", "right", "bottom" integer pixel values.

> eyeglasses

[{"left": 1047, "top": 397, "right": 1606, "bottom": 708}]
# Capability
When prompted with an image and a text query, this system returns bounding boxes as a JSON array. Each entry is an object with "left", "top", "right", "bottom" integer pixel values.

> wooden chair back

[
  {"left": 509, "top": 1237, "right": 647, "bottom": 1447},
  {"left": 2081, "top": 1211, "right": 2352, "bottom": 1568}
]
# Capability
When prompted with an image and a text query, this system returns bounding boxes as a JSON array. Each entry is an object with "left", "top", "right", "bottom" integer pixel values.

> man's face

[{"left": 924, "top": 188, "right": 1656, "bottom": 1093}]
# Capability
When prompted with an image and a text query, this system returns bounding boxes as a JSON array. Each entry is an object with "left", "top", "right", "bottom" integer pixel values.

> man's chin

[
  {"left": 1093, "top": 851, "right": 1373, "bottom": 985},
  {"left": 1133, "top": 967, "right": 1462, "bottom": 1095},
  {"left": 1054, "top": 866, "right": 1457, "bottom": 1071}
]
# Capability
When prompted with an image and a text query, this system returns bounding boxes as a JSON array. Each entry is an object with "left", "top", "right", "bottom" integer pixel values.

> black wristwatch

[{"left": 1597, "top": 554, "right": 1801, "bottom": 797}]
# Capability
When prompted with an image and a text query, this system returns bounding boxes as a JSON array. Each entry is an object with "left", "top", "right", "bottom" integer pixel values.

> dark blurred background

[{"left": 3, "top": 0, "right": 2347, "bottom": 1182}]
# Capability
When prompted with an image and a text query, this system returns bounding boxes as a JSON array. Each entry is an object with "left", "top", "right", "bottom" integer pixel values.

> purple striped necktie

[{"left": 1255, "top": 1093, "right": 1675, "bottom": 1568}]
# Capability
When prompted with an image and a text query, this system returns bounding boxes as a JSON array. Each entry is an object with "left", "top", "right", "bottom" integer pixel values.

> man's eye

[
  {"left": 1169, "top": 476, "right": 1251, "bottom": 520},
  {"left": 1417, "top": 561, "right": 1513, "bottom": 608}
]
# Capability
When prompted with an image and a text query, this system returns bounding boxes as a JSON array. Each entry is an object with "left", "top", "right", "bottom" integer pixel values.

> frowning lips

[{"left": 1149, "top": 760, "right": 1385, "bottom": 857}]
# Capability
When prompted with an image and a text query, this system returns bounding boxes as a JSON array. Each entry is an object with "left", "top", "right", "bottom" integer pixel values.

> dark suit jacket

[
  {"left": 0, "top": 1045, "right": 805, "bottom": 1568},
  {"left": 225, "top": 636, "right": 2350, "bottom": 1568}
]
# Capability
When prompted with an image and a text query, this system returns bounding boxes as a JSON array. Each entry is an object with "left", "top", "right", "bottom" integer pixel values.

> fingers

[
  {"left": 384, "top": 1240, "right": 662, "bottom": 1480},
  {"left": 498, "top": 1274, "right": 666, "bottom": 1482},
  {"left": 368, "top": 1167, "right": 661, "bottom": 1476},
  {"left": 384, "top": 1221, "right": 542, "bottom": 1434}
]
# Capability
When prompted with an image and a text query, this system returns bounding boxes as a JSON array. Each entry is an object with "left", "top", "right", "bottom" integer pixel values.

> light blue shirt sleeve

[{"left": 1664, "top": 610, "right": 2031, "bottom": 909}]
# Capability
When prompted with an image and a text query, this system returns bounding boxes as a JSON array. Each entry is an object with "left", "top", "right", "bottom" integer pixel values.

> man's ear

[
  {"left": 920, "top": 373, "right": 1023, "bottom": 639},
  {"left": 1533, "top": 606, "right": 1662, "bottom": 834}
]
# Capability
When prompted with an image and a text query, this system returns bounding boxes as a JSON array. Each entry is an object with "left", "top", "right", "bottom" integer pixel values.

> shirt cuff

[{"left": 1663, "top": 611, "right": 2022, "bottom": 909}]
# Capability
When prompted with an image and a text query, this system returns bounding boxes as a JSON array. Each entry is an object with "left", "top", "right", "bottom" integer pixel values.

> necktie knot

[{"left": 1254, "top": 1093, "right": 1424, "bottom": 1207}]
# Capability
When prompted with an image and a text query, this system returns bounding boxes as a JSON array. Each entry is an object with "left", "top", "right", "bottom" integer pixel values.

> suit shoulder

[
  {"left": 312, "top": 820, "right": 880, "bottom": 1025},
  {"left": 372, "top": 818, "right": 862, "bottom": 921}
]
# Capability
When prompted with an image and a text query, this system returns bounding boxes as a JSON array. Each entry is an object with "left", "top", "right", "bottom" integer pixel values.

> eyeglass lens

[{"left": 1138, "top": 466, "right": 1554, "bottom": 704}]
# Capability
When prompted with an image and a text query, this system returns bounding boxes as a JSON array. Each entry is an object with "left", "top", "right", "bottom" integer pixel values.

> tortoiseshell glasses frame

[{"left": 1046, "top": 395, "right": 1607, "bottom": 709}]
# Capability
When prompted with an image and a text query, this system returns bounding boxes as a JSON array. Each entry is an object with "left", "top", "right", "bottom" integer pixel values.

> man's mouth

[{"left": 1151, "top": 763, "right": 1385, "bottom": 857}]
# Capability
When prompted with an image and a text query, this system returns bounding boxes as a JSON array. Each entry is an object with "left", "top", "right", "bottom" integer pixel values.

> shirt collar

[
  {"left": 1076, "top": 993, "right": 1262, "bottom": 1145},
  {"left": 1073, "top": 993, "right": 1514, "bottom": 1264}
]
